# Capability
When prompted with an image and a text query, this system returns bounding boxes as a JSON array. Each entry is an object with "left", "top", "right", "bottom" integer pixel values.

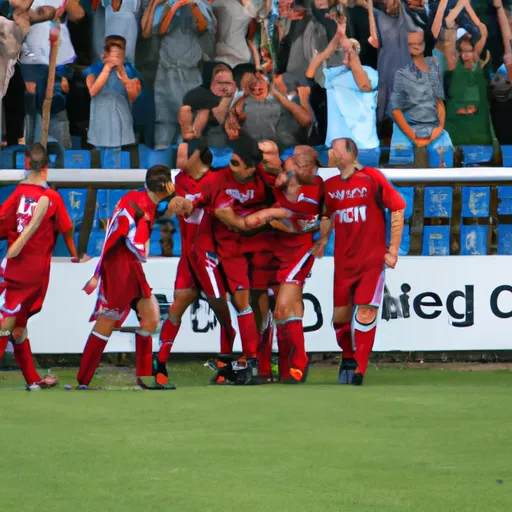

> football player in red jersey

[
  {"left": 171, "top": 136, "right": 288, "bottom": 384},
  {"left": 154, "top": 141, "right": 238, "bottom": 387},
  {"left": 318, "top": 138, "right": 405, "bottom": 385},
  {"left": 77, "top": 165, "right": 177, "bottom": 390},
  {"left": 0, "top": 143, "right": 88, "bottom": 390}
]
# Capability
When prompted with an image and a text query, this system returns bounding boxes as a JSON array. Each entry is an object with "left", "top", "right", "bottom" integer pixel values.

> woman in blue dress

[{"left": 84, "top": 35, "right": 141, "bottom": 168}]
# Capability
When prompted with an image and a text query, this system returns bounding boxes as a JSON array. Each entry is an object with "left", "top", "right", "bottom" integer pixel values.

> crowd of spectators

[{"left": 2, "top": 0, "right": 512, "bottom": 170}]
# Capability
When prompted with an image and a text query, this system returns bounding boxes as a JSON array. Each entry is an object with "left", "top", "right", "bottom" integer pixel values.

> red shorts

[
  {"left": 0, "top": 277, "right": 49, "bottom": 327},
  {"left": 274, "top": 244, "right": 315, "bottom": 286},
  {"left": 251, "top": 251, "right": 278, "bottom": 290},
  {"left": 334, "top": 266, "right": 385, "bottom": 308},
  {"left": 91, "top": 252, "right": 152, "bottom": 325},
  {"left": 175, "top": 251, "right": 226, "bottom": 299}
]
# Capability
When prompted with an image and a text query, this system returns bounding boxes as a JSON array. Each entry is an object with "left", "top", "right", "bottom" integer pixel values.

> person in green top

[{"left": 443, "top": 28, "right": 494, "bottom": 146}]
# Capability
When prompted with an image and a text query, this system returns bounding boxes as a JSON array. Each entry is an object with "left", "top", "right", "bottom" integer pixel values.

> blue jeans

[{"left": 391, "top": 123, "right": 454, "bottom": 168}]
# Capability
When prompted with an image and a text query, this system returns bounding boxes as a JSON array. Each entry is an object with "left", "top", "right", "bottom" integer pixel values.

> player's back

[
  {"left": 0, "top": 184, "right": 71, "bottom": 284},
  {"left": 324, "top": 169, "right": 387, "bottom": 271}
]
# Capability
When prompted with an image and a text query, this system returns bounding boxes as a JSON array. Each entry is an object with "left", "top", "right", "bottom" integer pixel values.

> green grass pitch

[{"left": 1, "top": 364, "right": 512, "bottom": 512}]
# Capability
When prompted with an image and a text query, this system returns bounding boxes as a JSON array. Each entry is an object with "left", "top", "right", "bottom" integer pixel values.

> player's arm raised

[{"left": 6, "top": 196, "right": 49, "bottom": 259}]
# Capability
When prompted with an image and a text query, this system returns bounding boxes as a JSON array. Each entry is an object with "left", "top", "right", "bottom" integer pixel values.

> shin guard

[
  {"left": 333, "top": 322, "right": 355, "bottom": 359},
  {"left": 237, "top": 308, "right": 259, "bottom": 358},
  {"left": 77, "top": 331, "right": 108, "bottom": 386},
  {"left": 136, "top": 330, "right": 153, "bottom": 378},
  {"left": 13, "top": 338, "right": 41, "bottom": 385},
  {"left": 258, "top": 319, "right": 273, "bottom": 378},
  {"left": 276, "top": 322, "right": 290, "bottom": 381}
]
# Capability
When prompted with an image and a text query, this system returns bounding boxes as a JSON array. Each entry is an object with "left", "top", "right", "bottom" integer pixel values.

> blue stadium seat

[
  {"left": 358, "top": 148, "right": 381, "bottom": 168},
  {"left": 149, "top": 240, "right": 161, "bottom": 256},
  {"left": 138, "top": 144, "right": 151, "bottom": 169},
  {"left": 388, "top": 147, "right": 414, "bottom": 166},
  {"left": 497, "top": 225, "right": 512, "bottom": 255},
  {"left": 58, "top": 189, "right": 92, "bottom": 228},
  {"left": 53, "top": 232, "right": 79, "bottom": 257},
  {"left": 147, "top": 148, "right": 173, "bottom": 168},
  {"left": 71, "top": 136, "right": 82, "bottom": 150},
  {"left": 64, "top": 150, "right": 92, "bottom": 169},
  {"left": 210, "top": 147, "right": 232, "bottom": 169},
  {"left": 459, "top": 225, "right": 488, "bottom": 255},
  {"left": 0, "top": 240, "right": 7, "bottom": 259},
  {"left": 15, "top": 151, "right": 57, "bottom": 169},
  {"left": 0, "top": 185, "right": 16, "bottom": 205},
  {"left": 461, "top": 187, "right": 490, "bottom": 218},
  {"left": 424, "top": 187, "right": 453, "bottom": 218},
  {"left": 460, "top": 145, "right": 493, "bottom": 166},
  {"left": 399, "top": 227, "right": 410, "bottom": 256},
  {"left": 397, "top": 187, "right": 414, "bottom": 221},
  {"left": 88, "top": 231, "right": 105, "bottom": 256},
  {"left": 422, "top": 226, "right": 450, "bottom": 256},
  {"left": 96, "top": 189, "right": 126, "bottom": 221},
  {"left": 501, "top": 146, "right": 512, "bottom": 167},
  {"left": 0, "top": 145, "right": 24, "bottom": 169},
  {"left": 99, "top": 149, "right": 131, "bottom": 169},
  {"left": 497, "top": 186, "right": 512, "bottom": 215},
  {"left": 150, "top": 225, "right": 161, "bottom": 241}
]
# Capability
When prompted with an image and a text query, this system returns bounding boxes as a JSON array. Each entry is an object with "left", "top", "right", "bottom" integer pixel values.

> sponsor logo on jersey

[
  {"left": 185, "top": 193, "right": 202, "bottom": 202},
  {"left": 335, "top": 205, "right": 367, "bottom": 224},
  {"left": 225, "top": 189, "right": 255, "bottom": 203},
  {"left": 328, "top": 187, "right": 368, "bottom": 201}
]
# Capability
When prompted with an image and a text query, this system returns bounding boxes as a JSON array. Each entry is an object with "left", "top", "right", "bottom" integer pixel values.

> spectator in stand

[
  {"left": 390, "top": 30, "right": 453, "bottom": 167},
  {"left": 212, "top": 0, "right": 268, "bottom": 68},
  {"left": 231, "top": 62, "right": 256, "bottom": 106},
  {"left": 84, "top": 35, "right": 141, "bottom": 168},
  {"left": 141, "top": 0, "right": 215, "bottom": 150},
  {"left": 19, "top": 0, "right": 84, "bottom": 146},
  {"left": 306, "top": 20, "right": 379, "bottom": 160},
  {"left": 179, "top": 63, "right": 236, "bottom": 165},
  {"left": 226, "top": 70, "right": 313, "bottom": 154},
  {"left": 0, "top": 0, "right": 56, "bottom": 147},
  {"left": 92, "top": 0, "right": 141, "bottom": 64},
  {"left": 159, "top": 218, "right": 176, "bottom": 256},
  {"left": 442, "top": 28, "right": 494, "bottom": 148}
]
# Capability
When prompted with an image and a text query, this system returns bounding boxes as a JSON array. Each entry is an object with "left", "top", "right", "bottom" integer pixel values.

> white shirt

[{"left": 20, "top": 0, "right": 76, "bottom": 66}]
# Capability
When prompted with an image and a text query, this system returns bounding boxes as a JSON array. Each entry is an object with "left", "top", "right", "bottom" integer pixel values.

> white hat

[{"left": 457, "top": 28, "right": 469, "bottom": 41}]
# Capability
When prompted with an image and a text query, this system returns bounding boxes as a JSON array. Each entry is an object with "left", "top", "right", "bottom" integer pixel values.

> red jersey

[
  {"left": 324, "top": 168, "right": 405, "bottom": 272},
  {"left": 84, "top": 189, "right": 158, "bottom": 295},
  {"left": 175, "top": 170, "right": 212, "bottom": 255},
  {"left": 272, "top": 175, "right": 324, "bottom": 247},
  {"left": 0, "top": 183, "right": 72, "bottom": 285},
  {"left": 192, "top": 166, "right": 274, "bottom": 255}
]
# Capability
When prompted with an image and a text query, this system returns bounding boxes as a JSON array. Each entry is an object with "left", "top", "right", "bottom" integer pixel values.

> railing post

[{"left": 78, "top": 186, "right": 98, "bottom": 257}]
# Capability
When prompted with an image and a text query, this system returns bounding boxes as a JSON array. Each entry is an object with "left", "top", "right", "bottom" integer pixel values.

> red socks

[
  {"left": 258, "top": 323, "right": 273, "bottom": 377},
  {"left": 136, "top": 331, "right": 153, "bottom": 377},
  {"left": 158, "top": 318, "right": 181, "bottom": 363},
  {"left": 286, "top": 319, "right": 308, "bottom": 375},
  {"left": 13, "top": 339, "right": 41, "bottom": 385},
  {"left": 353, "top": 325, "right": 377, "bottom": 376},
  {"left": 276, "top": 324, "right": 290, "bottom": 381},
  {"left": 220, "top": 325, "right": 235, "bottom": 355},
  {"left": 0, "top": 335, "right": 8, "bottom": 361},
  {"left": 237, "top": 310, "right": 259, "bottom": 358},
  {"left": 334, "top": 322, "right": 355, "bottom": 359},
  {"left": 77, "top": 332, "right": 108, "bottom": 386}
]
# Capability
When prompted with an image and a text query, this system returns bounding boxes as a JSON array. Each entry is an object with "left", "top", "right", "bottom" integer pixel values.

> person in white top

[
  {"left": 19, "top": 0, "right": 84, "bottom": 146},
  {"left": 1, "top": 0, "right": 56, "bottom": 144}
]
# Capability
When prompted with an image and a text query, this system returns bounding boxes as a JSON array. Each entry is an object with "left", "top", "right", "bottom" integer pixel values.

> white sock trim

[{"left": 92, "top": 331, "right": 110, "bottom": 342}]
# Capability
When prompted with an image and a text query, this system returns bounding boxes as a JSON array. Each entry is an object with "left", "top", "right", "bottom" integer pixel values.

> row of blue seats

[
  {"left": 1, "top": 185, "right": 512, "bottom": 257},
  {"left": 2, "top": 143, "right": 511, "bottom": 170}
]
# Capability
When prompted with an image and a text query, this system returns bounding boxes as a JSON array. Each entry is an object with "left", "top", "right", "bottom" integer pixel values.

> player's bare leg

[
  {"left": 156, "top": 288, "right": 198, "bottom": 386},
  {"left": 274, "top": 284, "right": 308, "bottom": 383},
  {"left": 333, "top": 305, "right": 356, "bottom": 384},
  {"left": 0, "top": 316, "right": 57, "bottom": 390}
]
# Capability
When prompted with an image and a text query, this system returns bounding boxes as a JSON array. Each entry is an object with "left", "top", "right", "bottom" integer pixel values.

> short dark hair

[
  {"left": 145, "top": 165, "right": 172, "bottom": 193},
  {"left": 345, "top": 138, "right": 359, "bottom": 159},
  {"left": 233, "top": 63, "right": 256, "bottom": 88},
  {"left": 26, "top": 143, "right": 49, "bottom": 172},
  {"left": 229, "top": 134, "right": 263, "bottom": 169}
]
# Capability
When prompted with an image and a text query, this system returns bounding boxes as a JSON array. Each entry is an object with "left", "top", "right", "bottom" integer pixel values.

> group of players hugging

[{"left": 0, "top": 136, "right": 405, "bottom": 390}]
